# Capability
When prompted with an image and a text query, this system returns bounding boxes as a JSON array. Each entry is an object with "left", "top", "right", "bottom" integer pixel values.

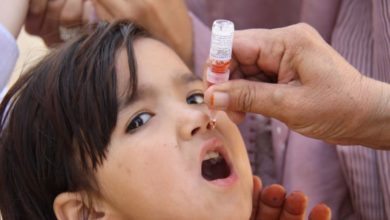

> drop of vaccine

[{"left": 208, "top": 119, "right": 217, "bottom": 129}]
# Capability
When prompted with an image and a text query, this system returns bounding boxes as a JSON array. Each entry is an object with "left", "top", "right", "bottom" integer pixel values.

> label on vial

[
  {"left": 210, "top": 32, "right": 233, "bottom": 61},
  {"left": 207, "top": 68, "right": 230, "bottom": 84}
]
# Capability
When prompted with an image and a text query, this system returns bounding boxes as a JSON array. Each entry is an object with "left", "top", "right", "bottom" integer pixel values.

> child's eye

[
  {"left": 126, "top": 112, "right": 153, "bottom": 133},
  {"left": 186, "top": 93, "right": 204, "bottom": 104}
]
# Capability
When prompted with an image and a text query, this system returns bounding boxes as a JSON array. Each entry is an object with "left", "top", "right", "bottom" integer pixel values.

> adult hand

[
  {"left": 29, "top": 0, "right": 48, "bottom": 15},
  {"left": 204, "top": 23, "right": 390, "bottom": 149},
  {"left": 251, "top": 176, "right": 331, "bottom": 220},
  {"left": 0, "top": 0, "right": 52, "bottom": 38},
  {"left": 25, "top": 0, "right": 95, "bottom": 45},
  {"left": 92, "top": 0, "right": 193, "bottom": 67}
]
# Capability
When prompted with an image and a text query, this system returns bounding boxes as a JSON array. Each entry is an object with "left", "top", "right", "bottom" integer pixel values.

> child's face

[{"left": 94, "top": 38, "right": 253, "bottom": 219}]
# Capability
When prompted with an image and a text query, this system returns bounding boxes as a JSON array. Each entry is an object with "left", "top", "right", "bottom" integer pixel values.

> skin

[
  {"left": 95, "top": 38, "right": 252, "bottom": 219},
  {"left": 0, "top": 0, "right": 51, "bottom": 38},
  {"left": 251, "top": 177, "right": 331, "bottom": 220},
  {"left": 0, "top": 0, "right": 333, "bottom": 217},
  {"left": 23, "top": 0, "right": 193, "bottom": 67},
  {"left": 204, "top": 23, "right": 390, "bottom": 150},
  {"left": 56, "top": 38, "right": 253, "bottom": 219},
  {"left": 53, "top": 37, "right": 331, "bottom": 220},
  {"left": 25, "top": 0, "right": 95, "bottom": 45},
  {"left": 92, "top": 0, "right": 193, "bottom": 67}
]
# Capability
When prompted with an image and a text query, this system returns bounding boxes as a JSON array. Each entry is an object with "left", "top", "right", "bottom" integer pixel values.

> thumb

[
  {"left": 251, "top": 176, "right": 262, "bottom": 220},
  {"left": 204, "top": 79, "right": 292, "bottom": 119}
]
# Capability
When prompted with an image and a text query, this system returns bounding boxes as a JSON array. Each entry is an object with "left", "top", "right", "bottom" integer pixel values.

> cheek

[
  {"left": 100, "top": 141, "right": 176, "bottom": 183},
  {"left": 95, "top": 139, "right": 192, "bottom": 202},
  {"left": 218, "top": 112, "right": 253, "bottom": 183},
  {"left": 218, "top": 112, "right": 247, "bottom": 155},
  {"left": 95, "top": 139, "right": 205, "bottom": 219}
]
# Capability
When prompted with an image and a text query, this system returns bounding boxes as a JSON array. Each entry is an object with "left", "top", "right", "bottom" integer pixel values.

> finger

[
  {"left": 60, "top": 0, "right": 83, "bottom": 26},
  {"left": 91, "top": 0, "right": 114, "bottom": 21},
  {"left": 232, "top": 30, "right": 260, "bottom": 66},
  {"left": 204, "top": 79, "right": 296, "bottom": 119},
  {"left": 256, "top": 184, "right": 286, "bottom": 220},
  {"left": 25, "top": 11, "right": 45, "bottom": 35},
  {"left": 309, "top": 204, "right": 331, "bottom": 220},
  {"left": 280, "top": 191, "right": 308, "bottom": 220},
  {"left": 229, "top": 69, "right": 243, "bottom": 80},
  {"left": 225, "top": 111, "right": 246, "bottom": 124},
  {"left": 204, "top": 61, "right": 246, "bottom": 124},
  {"left": 239, "top": 64, "right": 262, "bottom": 76},
  {"left": 203, "top": 59, "right": 212, "bottom": 89},
  {"left": 29, "top": 0, "right": 48, "bottom": 15},
  {"left": 233, "top": 29, "right": 285, "bottom": 76},
  {"left": 230, "top": 56, "right": 239, "bottom": 73},
  {"left": 82, "top": 0, "right": 98, "bottom": 24},
  {"left": 250, "top": 176, "right": 262, "bottom": 220},
  {"left": 39, "top": 0, "right": 66, "bottom": 45},
  {"left": 93, "top": 0, "right": 125, "bottom": 20}
]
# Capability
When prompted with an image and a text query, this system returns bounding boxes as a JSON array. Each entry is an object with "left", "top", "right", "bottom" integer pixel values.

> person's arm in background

[
  {"left": 0, "top": 0, "right": 29, "bottom": 38},
  {"left": 204, "top": 23, "right": 390, "bottom": 150},
  {"left": 24, "top": 0, "right": 211, "bottom": 75},
  {"left": 91, "top": 0, "right": 213, "bottom": 76},
  {"left": 0, "top": 0, "right": 47, "bottom": 92},
  {"left": 25, "top": 0, "right": 92, "bottom": 46},
  {"left": 92, "top": 0, "right": 194, "bottom": 68}
]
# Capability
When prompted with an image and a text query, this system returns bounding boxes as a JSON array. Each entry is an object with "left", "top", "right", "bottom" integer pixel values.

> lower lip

[{"left": 205, "top": 170, "right": 238, "bottom": 188}]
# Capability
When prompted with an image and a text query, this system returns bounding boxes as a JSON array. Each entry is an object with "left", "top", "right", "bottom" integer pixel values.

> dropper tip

[{"left": 209, "top": 119, "right": 217, "bottom": 129}]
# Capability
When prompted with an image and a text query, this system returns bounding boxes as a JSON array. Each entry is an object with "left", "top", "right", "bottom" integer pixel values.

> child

[
  {"left": 0, "top": 18, "right": 331, "bottom": 219},
  {"left": 0, "top": 1, "right": 333, "bottom": 219}
]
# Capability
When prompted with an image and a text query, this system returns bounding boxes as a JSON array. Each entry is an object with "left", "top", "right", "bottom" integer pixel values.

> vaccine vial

[{"left": 206, "top": 20, "right": 235, "bottom": 127}]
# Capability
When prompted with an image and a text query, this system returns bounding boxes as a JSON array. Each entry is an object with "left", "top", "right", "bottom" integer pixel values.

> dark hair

[{"left": 0, "top": 21, "right": 145, "bottom": 219}]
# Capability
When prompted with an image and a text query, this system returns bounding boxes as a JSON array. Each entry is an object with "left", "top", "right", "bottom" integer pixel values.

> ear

[{"left": 53, "top": 192, "right": 106, "bottom": 220}]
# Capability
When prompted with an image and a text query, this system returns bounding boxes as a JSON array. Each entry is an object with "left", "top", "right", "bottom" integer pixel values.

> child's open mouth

[
  {"left": 200, "top": 138, "right": 237, "bottom": 187},
  {"left": 201, "top": 151, "right": 231, "bottom": 180}
]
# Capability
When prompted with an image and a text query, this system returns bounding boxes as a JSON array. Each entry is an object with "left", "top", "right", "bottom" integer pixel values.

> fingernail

[
  {"left": 211, "top": 92, "right": 229, "bottom": 110},
  {"left": 285, "top": 191, "right": 307, "bottom": 215},
  {"left": 261, "top": 184, "right": 286, "bottom": 208}
]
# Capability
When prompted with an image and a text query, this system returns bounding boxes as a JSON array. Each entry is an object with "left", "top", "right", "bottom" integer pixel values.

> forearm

[
  {"left": 361, "top": 78, "right": 390, "bottom": 149},
  {"left": 0, "top": 0, "right": 29, "bottom": 38},
  {"left": 145, "top": 0, "right": 193, "bottom": 68},
  {"left": 340, "top": 75, "right": 390, "bottom": 150}
]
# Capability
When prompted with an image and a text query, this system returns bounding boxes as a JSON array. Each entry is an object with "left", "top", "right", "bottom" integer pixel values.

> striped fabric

[
  {"left": 333, "top": 0, "right": 390, "bottom": 219},
  {"left": 188, "top": 0, "right": 390, "bottom": 219}
]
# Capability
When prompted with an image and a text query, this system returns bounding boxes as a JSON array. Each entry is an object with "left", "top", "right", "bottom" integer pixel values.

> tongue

[{"left": 202, "top": 157, "right": 230, "bottom": 181}]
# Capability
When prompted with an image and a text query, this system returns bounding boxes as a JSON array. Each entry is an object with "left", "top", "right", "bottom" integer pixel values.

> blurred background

[{"left": 8, "top": 27, "right": 48, "bottom": 89}]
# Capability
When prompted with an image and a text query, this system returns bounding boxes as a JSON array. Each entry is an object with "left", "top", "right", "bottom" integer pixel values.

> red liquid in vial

[
  {"left": 207, "top": 60, "right": 231, "bottom": 87},
  {"left": 210, "top": 60, "right": 231, "bottom": 74}
]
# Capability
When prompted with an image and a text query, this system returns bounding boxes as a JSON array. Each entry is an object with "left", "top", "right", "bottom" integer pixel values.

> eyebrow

[
  {"left": 173, "top": 73, "right": 202, "bottom": 85},
  {"left": 119, "top": 73, "right": 201, "bottom": 110}
]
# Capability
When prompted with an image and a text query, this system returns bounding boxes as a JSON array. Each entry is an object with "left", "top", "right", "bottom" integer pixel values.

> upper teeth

[{"left": 203, "top": 151, "right": 221, "bottom": 161}]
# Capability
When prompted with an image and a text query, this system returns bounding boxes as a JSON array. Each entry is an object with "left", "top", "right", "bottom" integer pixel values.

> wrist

[
  {"left": 368, "top": 79, "right": 390, "bottom": 149},
  {"left": 350, "top": 76, "right": 390, "bottom": 149}
]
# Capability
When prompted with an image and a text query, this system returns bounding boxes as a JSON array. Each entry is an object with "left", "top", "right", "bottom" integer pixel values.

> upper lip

[{"left": 199, "top": 137, "right": 233, "bottom": 175}]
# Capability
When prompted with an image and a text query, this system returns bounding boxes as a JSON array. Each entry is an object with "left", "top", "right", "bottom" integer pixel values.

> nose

[{"left": 176, "top": 105, "right": 213, "bottom": 140}]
